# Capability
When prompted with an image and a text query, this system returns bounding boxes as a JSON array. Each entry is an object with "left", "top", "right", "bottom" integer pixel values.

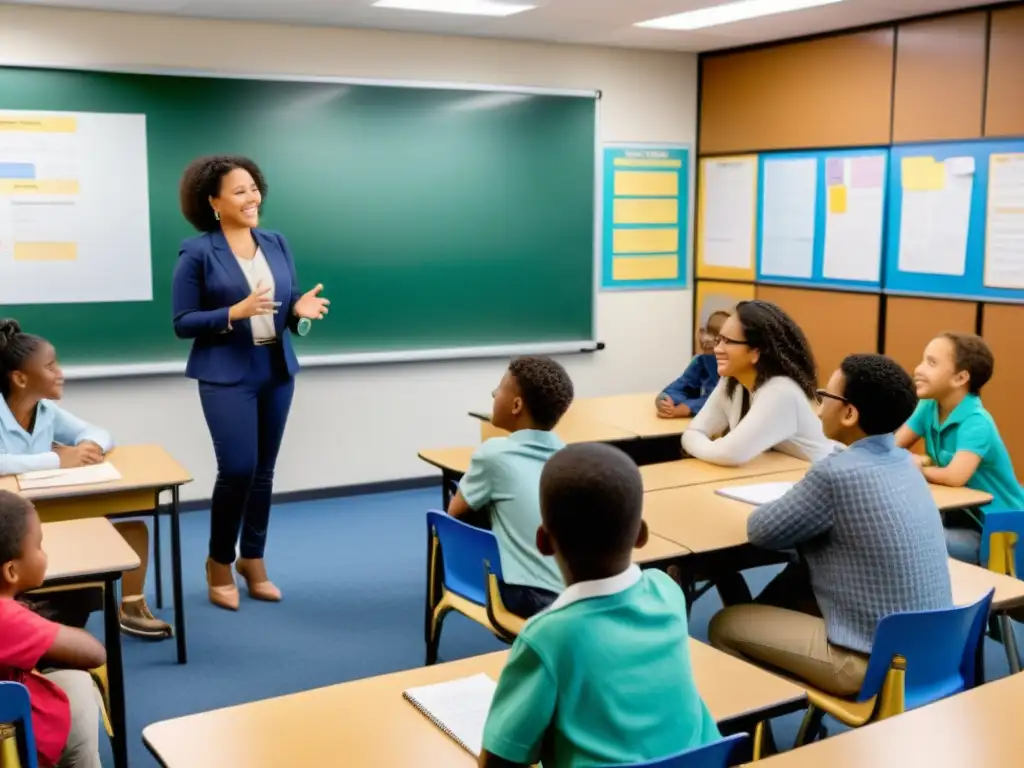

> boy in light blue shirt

[
  {"left": 897, "top": 332, "right": 1024, "bottom": 564},
  {"left": 480, "top": 443, "right": 720, "bottom": 768},
  {"left": 448, "top": 355, "right": 573, "bottom": 617}
]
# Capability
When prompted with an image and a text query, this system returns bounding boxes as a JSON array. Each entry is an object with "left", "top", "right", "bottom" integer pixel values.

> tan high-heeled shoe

[
  {"left": 236, "top": 558, "right": 282, "bottom": 602},
  {"left": 206, "top": 558, "right": 240, "bottom": 611}
]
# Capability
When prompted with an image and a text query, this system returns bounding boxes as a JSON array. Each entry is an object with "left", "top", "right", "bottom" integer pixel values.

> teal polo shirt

[
  {"left": 460, "top": 429, "right": 565, "bottom": 594},
  {"left": 482, "top": 567, "right": 720, "bottom": 767},
  {"left": 907, "top": 395, "right": 1024, "bottom": 514}
]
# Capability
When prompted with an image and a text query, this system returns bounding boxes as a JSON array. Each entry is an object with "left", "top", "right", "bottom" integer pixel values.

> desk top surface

[
  {"left": 143, "top": 640, "right": 805, "bottom": 767},
  {"left": 0, "top": 444, "right": 192, "bottom": 500},
  {"left": 40, "top": 518, "right": 140, "bottom": 581},
  {"left": 746, "top": 670, "right": 1024, "bottom": 767}
]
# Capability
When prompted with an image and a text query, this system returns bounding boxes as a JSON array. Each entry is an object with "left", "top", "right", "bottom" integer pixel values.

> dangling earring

[{"left": 214, "top": 211, "right": 221, "bottom": 221}]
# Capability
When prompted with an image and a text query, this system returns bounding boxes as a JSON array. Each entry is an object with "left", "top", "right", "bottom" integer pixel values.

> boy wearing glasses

[
  {"left": 656, "top": 310, "right": 730, "bottom": 419},
  {"left": 708, "top": 354, "right": 952, "bottom": 697}
]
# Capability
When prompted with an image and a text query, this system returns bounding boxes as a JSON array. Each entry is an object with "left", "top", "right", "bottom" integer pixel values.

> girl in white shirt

[{"left": 681, "top": 300, "right": 834, "bottom": 467}]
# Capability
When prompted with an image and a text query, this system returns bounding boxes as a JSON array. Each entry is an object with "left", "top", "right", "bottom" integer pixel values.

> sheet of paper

[
  {"left": 822, "top": 156, "right": 886, "bottom": 282},
  {"left": 985, "top": 153, "right": 1024, "bottom": 289},
  {"left": 17, "top": 461, "right": 121, "bottom": 490},
  {"left": 404, "top": 673, "right": 497, "bottom": 756},
  {"left": 715, "top": 482, "right": 795, "bottom": 506},
  {"left": 701, "top": 157, "right": 756, "bottom": 270},
  {"left": 759, "top": 157, "right": 816, "bottom": 279},
  {"left": 898, "top": 156, "right": 973, "bottom": 277}
]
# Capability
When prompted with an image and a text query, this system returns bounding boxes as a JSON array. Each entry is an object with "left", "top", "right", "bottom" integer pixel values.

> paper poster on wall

[
  {"left": 760, "top": 157, "right": 816, "bottom": 279},
  {"left": 984, "top": 153, "right": 1024, "bottom": 289},
  {"left": 0, "top": 109, "right": 152, "bottom": 305},
  {"left": 821, "top": 154, "right": 886, "bottom": 282},
  {"left": 602, "top": 144, "right": 689, "bottom": 290},
  {"left": 699, "top": 156, "right": 757, "bottom": 274},
  {"left": 897, "top": 155, "right": 973, "bottom": 277}
]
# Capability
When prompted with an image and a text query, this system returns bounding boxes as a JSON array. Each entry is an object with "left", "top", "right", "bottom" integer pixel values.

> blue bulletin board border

[
  {"left": 600, "top": 143, "right": 691, "bottom": 291},
  {"left": 755, "top": 147, "right": 888, "bottom": 291},
  {"left": 885, "top": 139, "right": 1024, "bottom": 304}
]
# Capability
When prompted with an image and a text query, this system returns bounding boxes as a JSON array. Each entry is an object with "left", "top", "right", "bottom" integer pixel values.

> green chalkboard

[{"left": 0, "top": 66, "right": 597, "bottom": 371}]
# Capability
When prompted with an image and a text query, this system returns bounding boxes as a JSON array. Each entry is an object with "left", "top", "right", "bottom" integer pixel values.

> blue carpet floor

[{"left": 92, "top": 486, "right": 1019, "bottom": 766}]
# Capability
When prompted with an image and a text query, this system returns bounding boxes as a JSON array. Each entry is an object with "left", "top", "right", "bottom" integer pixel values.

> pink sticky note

[
  {"left": 826, "top": 157, "right": 844, "bottom": 185},
  {"left": 851, "top": 156, "right": 885, "bottom": 188}
]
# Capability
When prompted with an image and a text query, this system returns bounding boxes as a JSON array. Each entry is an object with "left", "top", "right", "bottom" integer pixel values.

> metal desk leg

[
  {"left": 171, "top": 486, "right": 187, "bottom": 664},
  {"left": 103, "top": 578, "right": 128, "bottom": 768},
  {"left": 441, "top": 471, "right": 454, "bottom": 510},
  {"left": 152, "top": 509, "right": 163, "bottom": 610}
]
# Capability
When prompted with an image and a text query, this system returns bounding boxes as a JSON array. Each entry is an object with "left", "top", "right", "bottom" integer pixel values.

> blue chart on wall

[
  {"left": 885, "top": 140, "right": 1024, "bottom": 303},
  {"left": 755, "top": 148, "right": 889, "bottom": 291}
]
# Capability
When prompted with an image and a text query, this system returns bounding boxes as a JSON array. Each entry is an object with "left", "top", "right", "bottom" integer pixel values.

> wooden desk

[
  {"left": 639, "top": 453, "right": 809, "bottom": 492},
  {"left": 36, "top": 519, "right": 140, "bottom": 768},
  {"left": 1, "top": 445, "right": 194, "bottom": 664},
  {"left": 477, "top": 410, "right": 636, "bottom": 445},
  {"left": 633, "top": 533, "right": 689, "bottom": 566},
  {"left": 745, "top": 669, "right": 1024, "bottom": 767},
  {"left": 143, "top": 640, "right": 805, "bottom": 767},
  {"left": 570, "top": 393, "right": 692, "bottom": 439}
]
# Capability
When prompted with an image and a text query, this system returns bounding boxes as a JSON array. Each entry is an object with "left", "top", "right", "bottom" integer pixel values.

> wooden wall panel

[
  {"left": 986, "top": 6, "right": 1024, "bottom": 137},
  {"left": 981, "top": 303, "right": 1024, "bottom": 471},
  {"left": 884, "top": 297, "right": 978, "bottom": 375},
  {"left": 892, "top": 12, "right": 987, "bottom": 142},
  {"left": 699, "top": 30, "right": 895, "bottom": 154},
  {"left": 755, "top": 286, "right": 879, "bottom": 385}
]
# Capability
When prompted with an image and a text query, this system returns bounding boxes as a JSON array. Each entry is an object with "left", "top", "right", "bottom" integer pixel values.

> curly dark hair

[
  {"left": 0, "top": 319, "right": 45, "bottom": 399},
  {"left": 940, "top": 332, "right": 994, "bottom": 395},
  {"left": 839, "top": 354, "right": 918, "bottom": 436},
  {"left": 508, "top": 355, "right": 574, "bottom": 430},
  {"left": 0, "top": 490, "right": 32, "bottom": 566},
  {"left": 179, "top": 155, "right": 268, "bottom": 232},
  {"left": 725, "top": 300, "right": 817, "bottom": 400}
]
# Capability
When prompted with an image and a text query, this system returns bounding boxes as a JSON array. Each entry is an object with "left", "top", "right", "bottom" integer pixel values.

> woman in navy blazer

[{"left": 172, "top": 155, "right": 329, "bottom": 611}]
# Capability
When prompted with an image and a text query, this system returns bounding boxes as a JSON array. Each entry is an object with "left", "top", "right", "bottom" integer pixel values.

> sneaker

[{"left": 119, "top": 597, "right": 173, "bottom": 641}]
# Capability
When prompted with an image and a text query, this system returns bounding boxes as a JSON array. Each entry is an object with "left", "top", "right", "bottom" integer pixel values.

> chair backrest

[
  {"left": 616, "top": 734, "right": 750, "bottom": 768},
  {"left": 980, "top": 510, "right": 1024, "bottom": 576},
  {"left": 0, "top": 681, "right": 38, "bottom": 768},
  {"left": 857, "top": 589, "right": 994, "bottom": 709},
  {"left": 426, "top": 510, "right": 503, "bottom": 606}
]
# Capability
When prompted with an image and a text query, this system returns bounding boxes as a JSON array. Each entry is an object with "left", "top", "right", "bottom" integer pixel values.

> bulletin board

[
  {"left": 696, "top": 155, "right": 758, "bottom": 281},
  {"left": 884, "top": 139, "right": 1024, "bottom": 303},
  {"left": 755, "top": 148, "right": 888, "bottom": 291}
]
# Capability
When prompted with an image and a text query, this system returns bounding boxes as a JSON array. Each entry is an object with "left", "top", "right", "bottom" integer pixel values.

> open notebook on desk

[
  {"left": 404, "top": 673, "right": 497, "bottom": 756},
  {"left": 715, "top": 481, "right": 794, "bottom": 506},
  {"left": 17, "top": 462, "right": 122, "bottom": 491}
]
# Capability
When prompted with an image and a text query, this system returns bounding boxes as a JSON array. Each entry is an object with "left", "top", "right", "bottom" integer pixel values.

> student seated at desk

[
  {"left": 709, "top": 355, "right": 952, "bottom": 697},
  {"left": 480, "top": 443, "right": 719, "bottom": 768},
  {"left": 0, "top": 491, "right": 107, "bottom": 768},
  {"left": 655, "top": 310, "right": 729, "bottom": 419},
  {"left": 896, "top": 333, "right": 1024, "bottom": 565},
  {"left": 0, "top": 320, "right": 170, "bottom": 640},
  {"left": 681, "top": 300, "right": 834, "bottom": 467},
  {"left": 448, "top": 356, "right": 573, "bottom": 618}
]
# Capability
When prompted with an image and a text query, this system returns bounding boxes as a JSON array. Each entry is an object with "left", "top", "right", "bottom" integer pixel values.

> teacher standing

[{"left": 172, "top": 155, "right": 329, "bottom": 611}]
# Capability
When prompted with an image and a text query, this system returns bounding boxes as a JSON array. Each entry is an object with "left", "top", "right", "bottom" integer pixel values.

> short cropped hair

[
  {"left": 940, "top": 332, "right": 994, "bottom": 395},
  {"left": 540, "top": 443, "right": 642, "bottom": 567},
  {"left": 839, "top": 354, "right": 918, "bottom": 436},
  {"left": 179, "top": 155, "right": 268, "bottom": 232},
  {"left": 0, "top": 491, "right": 32, "bottom": 566},
  {"left": 705, "top": 310, "right": 730, "bottom": 332},
  {"left": 508, "top": 355, "right": 574, "bottom": 430}
]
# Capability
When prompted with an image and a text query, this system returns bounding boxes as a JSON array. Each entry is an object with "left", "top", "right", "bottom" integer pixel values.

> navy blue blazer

[{"left": 172, "top": 228, "right": 302, "bottom": 385}]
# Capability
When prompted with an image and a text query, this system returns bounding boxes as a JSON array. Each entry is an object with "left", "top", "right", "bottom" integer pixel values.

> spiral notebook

[{"left": 403, "top": 673, "right": 497, "bottom": 756}]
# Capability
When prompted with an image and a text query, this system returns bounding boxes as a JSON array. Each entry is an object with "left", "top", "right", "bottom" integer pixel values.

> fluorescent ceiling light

[
  {"left": 635, "top": 0, "right": 844, "bottom": 31},
  {"left": 372, "top": 0, "right": 536, "bottom": 17}
]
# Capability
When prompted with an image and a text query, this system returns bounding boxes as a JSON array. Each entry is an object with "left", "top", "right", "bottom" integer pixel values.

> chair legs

[
  {"left": 426, "top": 606, "right": 450, "bottom": 666},
  {"left": 795, "top": 705, "right": 825, "bottom": 747},
  {"left": 752, "top": 720, "right": 777, "bottom": 759},
  {"left": 999, "top": 614, "right": 1022, "bottom": 674}
]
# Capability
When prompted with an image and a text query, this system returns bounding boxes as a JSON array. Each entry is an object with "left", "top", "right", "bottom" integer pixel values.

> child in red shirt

[{"left": 0, "top": 490, "right": 106, "bottom": 768}]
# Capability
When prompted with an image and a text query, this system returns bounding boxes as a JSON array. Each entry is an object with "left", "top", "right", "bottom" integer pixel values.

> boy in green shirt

[
  {"left": 896, "top": 332, "right": 1024, "bottom": 564},
  {"left": 479, "top": 443, "right": 720, "bottom": 768}
]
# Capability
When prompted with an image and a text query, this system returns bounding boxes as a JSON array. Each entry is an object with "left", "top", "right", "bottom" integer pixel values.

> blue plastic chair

[
  {"left": 978, "top": 509, "right": 1024, "bottom": 672},
  {"left": 424, "top": 511, "right": 525, "bottom": 665},
  {"left": 612, "top": 734, "right": 749, "bottom": 768},
  {"left": 796, "top": 588, "right": 994, "bottom": 745},
  {"left": 0, "top": 681, "right": 38, "bottom": 768}
]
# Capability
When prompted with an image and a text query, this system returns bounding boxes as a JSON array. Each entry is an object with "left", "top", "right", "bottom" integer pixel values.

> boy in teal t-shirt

[
  {"left": 479, "top": 443, "right": 720, "bottom": 768},
  {"left": 897, "top": 332, "right": 1024, "bottom": 563}
]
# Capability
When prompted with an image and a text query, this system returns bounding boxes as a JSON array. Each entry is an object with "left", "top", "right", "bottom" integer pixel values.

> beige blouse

[{"left": 235, "top": 248, "right": 277, "bottom": 343}]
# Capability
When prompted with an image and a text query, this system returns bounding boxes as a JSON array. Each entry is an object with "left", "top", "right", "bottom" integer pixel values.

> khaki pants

[
  {"left": 40, "top": 670, "right": 102, "bottom": 768},
  {"left": 708, "top": 563, "right": 868, "bottom": 697}
]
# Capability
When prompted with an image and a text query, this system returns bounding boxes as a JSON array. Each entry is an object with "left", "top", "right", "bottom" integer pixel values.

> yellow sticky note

[
  {"left": 902, "top": 156, "right": 946, "bottom": 191},
  {"left": 828, "top": 184, "right": 848, "bottom": 214}
]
